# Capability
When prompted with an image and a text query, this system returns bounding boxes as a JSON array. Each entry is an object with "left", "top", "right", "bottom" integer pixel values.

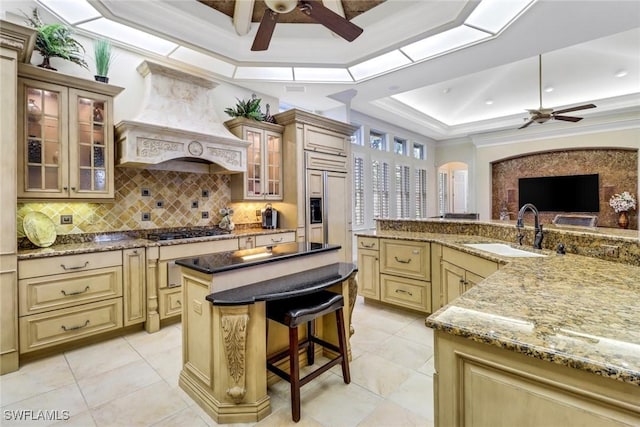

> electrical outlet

[
  {"left": 601, "top": 244, "right": 619, "bottom": 258},
  {"left": 141, "top": 188, "right": 150, "bottom": 197},
  {"left": 60, "top": 214, "right": 73, "bottom": 225},
  {"left": 191, "top": 200, "right": 199, "bottom": 209},
  {"left": 202, "top": 189, "right": 210, "bottom": 198},
  {"left": 201, "top": 211, "right": 209, "bottom": 219},
  {"left": 255, "top": 209, "right": 261, "bottom": 217},
  {"left": 156, "top": 200, "right": 164, "bottom": 208},
  {"left": 141, "top": 212, "right": 151, "bottom": 221}
]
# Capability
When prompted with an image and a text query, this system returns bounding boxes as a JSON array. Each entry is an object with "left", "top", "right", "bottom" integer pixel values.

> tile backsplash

[{"left": 17, "top": 168, "right": 262, "bottom": 237}]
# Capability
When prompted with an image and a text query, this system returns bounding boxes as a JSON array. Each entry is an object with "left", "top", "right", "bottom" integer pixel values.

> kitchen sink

[{"left": 464, "top": 243, "right": 547, "bottom": 257}]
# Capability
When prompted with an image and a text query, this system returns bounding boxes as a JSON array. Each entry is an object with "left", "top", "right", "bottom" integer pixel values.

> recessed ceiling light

[
  {"left": 485, "top": 99, "right": 494, "bottom": 105},
  {"left": 442, "top": 88, "right": 451, "bottom": 94},
  {"left": 615, "top": 69, "right": 628, "bottom": 78},
  {"left": 388, "top": 85, "right": 400, "bottom": 91},
  {"left": 544, "top": 86, "right": 554, "bottom": 93}
]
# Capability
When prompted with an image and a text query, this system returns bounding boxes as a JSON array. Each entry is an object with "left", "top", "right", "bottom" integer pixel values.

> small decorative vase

[
  {"left": 617, "top": 211, "right": 629, "bottom": 229},
  {"left": 94, "top": 75, "right": 109, "bottom": 84}
]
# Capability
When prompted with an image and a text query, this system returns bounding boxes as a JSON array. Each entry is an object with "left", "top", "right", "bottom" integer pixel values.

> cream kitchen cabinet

[
  {"left": 380, "top": 239, "right": 431, "bottom": 312},
  {"left": 356, "top": 237, "right": 432, "bottom": 313},
  {"left": 18, "top": 251, "right": 124, "bottom": 353},
  {"left": 17, "top": 64, "right": 123, "bottom": 200},
  {"left": 254, "top": 231, "right": 296, "bottom": 247},
  {"left": 272, "top": 109, "right": 357, "bottom": 263},
  {"left": 356, "top": 237, "right": 380, "bottom": 300},
  {"left": 440, "top": 246, "right": 499, "bottom": 306},
  {"left": 226, "top": 118, "right": 284, "bottom": 201},
  {"left": 122, "top": 248, "right": 146, "bottom": 326}
]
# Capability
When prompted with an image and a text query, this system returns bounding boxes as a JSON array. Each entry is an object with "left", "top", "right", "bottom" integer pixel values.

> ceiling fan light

[{"left": 265, "top": 0, "right": 298, "bottom": 14}]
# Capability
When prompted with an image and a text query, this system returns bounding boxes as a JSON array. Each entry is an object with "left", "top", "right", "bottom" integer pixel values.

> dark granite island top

[
  {"left": 205, "top": 262, "right": 357, "bottom": 305},
  {"left": 175, "top": 242, "right": 340, "bottom": 274}
]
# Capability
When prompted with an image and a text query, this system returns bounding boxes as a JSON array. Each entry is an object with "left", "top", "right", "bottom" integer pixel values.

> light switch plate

[
  {"left": 141, "top": 212, "right": 151, "bottom": 221},
  {"left": 60, "top": 215, "right": 73, "bottom": 225}
]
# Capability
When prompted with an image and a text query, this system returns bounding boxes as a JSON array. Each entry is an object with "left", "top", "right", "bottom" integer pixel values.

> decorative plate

[{"left": 23, "top": 211, "right": 57, "bottom": 247}]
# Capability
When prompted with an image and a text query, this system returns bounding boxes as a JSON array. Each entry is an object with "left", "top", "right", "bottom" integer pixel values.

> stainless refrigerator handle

[{"left": 323, "top": 171, "right": 329, "bottom": 244}]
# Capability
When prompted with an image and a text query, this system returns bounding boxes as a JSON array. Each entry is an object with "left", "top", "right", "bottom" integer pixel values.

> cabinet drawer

[
  {"left": 19, "top": 251, "right": 122, "bottom": 279},
  {"left": 19, "top": 266, "right": 122, "bottom": 316},
  {"left": 442, "top": 246, "right": 499, "bottom": 278},
  {"left": 381, "top": 274, "right": 430, "bottom": 313},
  {"left": 380, "top": 239, "right": 430, "bottom": 280},
  {"left": 303, "top": 124, "right": 348, "bottom": 156},
  {"left": 255, "top": 232, "right": 296, "bottom": 247},
  {"left": 19, "top": 298, "right": 123, "bottom": 353},
  {"left": 160, "top": 288, "right": 182, "bottom": 319},
  {"left": 357, "top": 237, "right": 379, "bottom": 251},
  {"left": 305, "top": 151, "right": 349, "bottom": 173},
  {"left": 159, "top": 238, "right": 239, "bottom": 260}
]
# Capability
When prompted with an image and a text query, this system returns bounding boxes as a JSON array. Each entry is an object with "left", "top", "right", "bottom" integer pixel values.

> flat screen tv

[{"left": 518, "top": 174, "right": 599, "bottom": 212}]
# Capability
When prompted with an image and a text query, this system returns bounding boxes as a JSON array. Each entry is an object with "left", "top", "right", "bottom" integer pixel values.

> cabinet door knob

[
  {"left": 71, "top": 187, "right": 76, "bottom": 191},
  {"left": 63, "top": 186, "right": 68, "bottom": 191}
]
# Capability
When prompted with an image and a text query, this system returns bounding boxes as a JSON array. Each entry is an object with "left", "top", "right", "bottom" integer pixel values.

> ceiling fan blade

[
  {"left": 518, "top": 120, "right": 534, "bottom": 129},
  {"left": 301, "top": 0, "right": 363, "bottom": 42},
  {"left": 553, "top": 115, "right": 583, "bottom": 123},
  {"left": 251, "top": 9, "right": 279, "bottom": 51},
  {"left": 553, "top": 104, "right": 596, "bottom": 115}
]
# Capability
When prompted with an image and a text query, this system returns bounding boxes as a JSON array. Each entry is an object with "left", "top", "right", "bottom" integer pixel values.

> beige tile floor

[{"left": 0, "top": 297, "right": 435, "bottom": 427}]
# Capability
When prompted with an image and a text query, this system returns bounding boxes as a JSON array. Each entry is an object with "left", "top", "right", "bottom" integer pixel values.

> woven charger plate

[{"left": 23, "top": 211, "right": 57, "bottom": 247}]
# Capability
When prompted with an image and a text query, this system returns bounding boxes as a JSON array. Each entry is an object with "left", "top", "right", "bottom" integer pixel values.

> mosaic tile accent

[
  {"left": 17, "top": 168, "right": 266, "bottom": 237},
  {"left": 491, "top": 148, "right": 638, "bottom": 229}
]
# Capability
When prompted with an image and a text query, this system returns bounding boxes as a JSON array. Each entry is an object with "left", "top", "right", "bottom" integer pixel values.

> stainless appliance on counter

[{"left": 261, "top": 204, "right": 278, "bottom": 229}]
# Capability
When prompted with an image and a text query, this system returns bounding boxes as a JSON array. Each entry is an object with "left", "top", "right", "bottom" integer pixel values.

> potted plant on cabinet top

[
  {"left": 93, "top": 38, "right": 115, "bottom": 83},
  {"left": 224, "top": 94, "right": 265, "bottom": 121},
  {"left": 23, "top": 8, "right": 88, "bottom": 71}
]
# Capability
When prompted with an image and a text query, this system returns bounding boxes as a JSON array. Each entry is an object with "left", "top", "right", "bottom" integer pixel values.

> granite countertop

[
  {"left": 175, "top": 242, "right": 340, "bottom": 274},
  {"left": 205, "top": 262, "right": 356, "bottom": 306},
  {"left": 17, "top": 228, "right": 296, "bottom": 260},
  {"left": 356, "top": 229, "right": 640, "bottom": 385}
]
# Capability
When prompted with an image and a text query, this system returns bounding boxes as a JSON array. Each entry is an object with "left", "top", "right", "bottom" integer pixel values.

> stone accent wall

[{"left": 491, "top": 149, "right": 638, "bottom": 229}]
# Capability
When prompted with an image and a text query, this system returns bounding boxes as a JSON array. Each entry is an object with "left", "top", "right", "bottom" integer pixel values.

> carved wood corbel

[{"left": 220, "top": 306, "right": 250, "bottom": 403}]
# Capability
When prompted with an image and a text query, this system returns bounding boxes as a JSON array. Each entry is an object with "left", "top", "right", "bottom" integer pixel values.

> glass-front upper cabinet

[
  {"left": 226, "top": 118, "right": 284, "bottom": 201},
  {"left": 17, "top": 64, "right": 123, "bottom": 199}
]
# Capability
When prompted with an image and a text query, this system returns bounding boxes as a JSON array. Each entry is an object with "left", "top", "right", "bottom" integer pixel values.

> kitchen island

[
  {"left": 360, "top": 219, "right": 640, "bottom": 426},
  {"left": 175, "top": 242, "right": 357, "bottom": 423}
]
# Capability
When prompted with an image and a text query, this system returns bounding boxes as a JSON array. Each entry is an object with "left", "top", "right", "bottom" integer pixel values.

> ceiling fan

[
  {"left": 251, "top": 0, "right": 363, "bottom": 51},
  {"left": 519, "top": 55, "right": 596, "bottom": 129}
]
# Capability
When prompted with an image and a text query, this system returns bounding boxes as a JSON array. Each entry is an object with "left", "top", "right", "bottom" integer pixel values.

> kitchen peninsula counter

[{"left": 361, "top": 219, "right": 640, "bottom": 426}]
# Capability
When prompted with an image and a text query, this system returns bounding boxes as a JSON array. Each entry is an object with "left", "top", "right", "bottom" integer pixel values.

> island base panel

[{"left": 434, "top": 331, "right": 640, "bottom": 427}]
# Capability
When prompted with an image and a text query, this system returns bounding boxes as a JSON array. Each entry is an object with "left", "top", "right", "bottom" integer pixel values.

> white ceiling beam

[{"left": 233, "top": 0, "right": 255, "bottom": 35}]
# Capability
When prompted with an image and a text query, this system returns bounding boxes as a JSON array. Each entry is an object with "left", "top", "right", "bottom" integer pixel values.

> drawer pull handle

[
  {"left": 412, "top": 250, "right": 420, "bottom": 254},
  {"left": 61, "top": 320, "right": 90, "bottom": 332},
  {"left": 61, "top": 286, "right": 90, "bottom": 296},
  {"left": 271, "top": 238, "right": 283, "bottom": 242},
  {"left": 395, "top": 289, "right": 413, "bottom": 297},
  {"left": 61, "top": 261, "right": 89, "bottom": 271},
  {"left": 394, "top": 256, "right": 411, "bottom": 264},
  {"left": 361, "top": 242, "right": 375, "bottom": 248}
]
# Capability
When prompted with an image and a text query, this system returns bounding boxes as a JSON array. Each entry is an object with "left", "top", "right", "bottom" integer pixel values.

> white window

[
  {"left": 372, "top": 159, "right": 390, "bottom": 218},
  {"left": 370, "top": 130, "right": 386, "bottom": 151},
  {"left": 438, "top": 171, "right": 448, "bottom": 216},
  {"left": 351, "top": 125, "right": 364, "bottom": 146},
  {"left": 415, "top": 168, "right": 428, "bottom": 218},
  {"left": 396, "top": 164, "right": 410, "bottom": 218},
  {"left": 413, "top": 143, "right": 424, "bottom": 160},
  {"left": 353, "top": 156, "right": 365, "bottom": 226},
  {"left": 394, "top": 137, "right": 407, "bottom": 155}
]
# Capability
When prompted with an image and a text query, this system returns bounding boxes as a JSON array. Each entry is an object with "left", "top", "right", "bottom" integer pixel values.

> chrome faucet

[{"left": 516, "top": 203, "right": 544, "bottom": 249}]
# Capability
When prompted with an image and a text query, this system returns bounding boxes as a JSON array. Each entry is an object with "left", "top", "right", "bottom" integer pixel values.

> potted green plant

[
  {"left": 23, "top": 8, "right": 88, "bottom": 71},
  {"left": 224, "top": 95, "right": 265, "bottom": 121},
  {"left": 93, "top": 38, "right": 115, "bottom": 83}
]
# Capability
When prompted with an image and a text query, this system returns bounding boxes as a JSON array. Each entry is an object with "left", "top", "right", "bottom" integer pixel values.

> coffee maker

[{"left": 261, "top": 204, "right": 278, "bottom": 229}]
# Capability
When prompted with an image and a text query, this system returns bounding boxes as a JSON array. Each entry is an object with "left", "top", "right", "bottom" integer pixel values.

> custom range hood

[{"left": 115, "top": 61, "right": 249, "bottom": 173}]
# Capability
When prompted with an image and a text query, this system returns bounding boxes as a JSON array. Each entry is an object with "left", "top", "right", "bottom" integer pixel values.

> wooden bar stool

[{"left": 266, "top": 290, "right": 351, "bottom": 422}]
